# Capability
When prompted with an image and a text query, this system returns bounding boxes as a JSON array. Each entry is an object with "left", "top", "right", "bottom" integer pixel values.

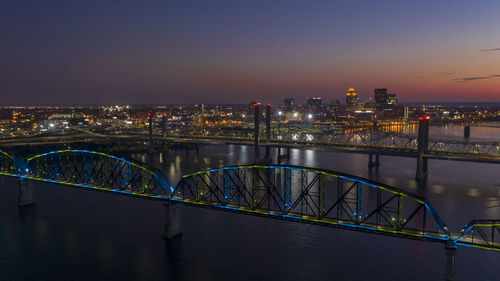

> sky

[{"left": 1, "top": 0, "right": 500, "bottom": 105}]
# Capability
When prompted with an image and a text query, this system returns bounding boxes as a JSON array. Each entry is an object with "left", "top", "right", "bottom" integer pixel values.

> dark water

[{"left": 1, "top": 142, "right": 500, "bottom": 280}]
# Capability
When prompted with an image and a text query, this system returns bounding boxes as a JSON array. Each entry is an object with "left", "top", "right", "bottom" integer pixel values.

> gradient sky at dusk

[{"left": 1, "top": 0, "right": 500, "bottom": 105}]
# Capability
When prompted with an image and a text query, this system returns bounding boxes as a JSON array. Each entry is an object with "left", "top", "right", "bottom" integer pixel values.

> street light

[{"left": 308, "top": 114, "right": 313, "bottom": 119}]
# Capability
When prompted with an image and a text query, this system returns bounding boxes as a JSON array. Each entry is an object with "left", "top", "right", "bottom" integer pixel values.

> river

[{"left": 1, "top": 125, "right": 499, "bottom": 280}]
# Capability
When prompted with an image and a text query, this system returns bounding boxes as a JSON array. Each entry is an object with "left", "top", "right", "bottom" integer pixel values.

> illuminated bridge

[
  {"left": 4, "top": 117, "right": 499, "bottom": 184},
  {"left": 1, "top": 147, "right": 499, "bottom": 279},
  {"left": 2, "top": 119, "right": 500, "bottom": 166},
  {"left": 1, "top": 148, "right": 499, "bottom": 249}
]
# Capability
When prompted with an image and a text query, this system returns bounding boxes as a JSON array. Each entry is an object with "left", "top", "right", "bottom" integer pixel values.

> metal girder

[
  {"left": 0, "top": 148, "right": 16, "bottom": 175},
  {"left": 172, "top": 165, "right": 451, "bottom": 242},
  {"left": 21, "top": 150, "right": 169, "bottom": 195},
  {"left": 453, "top": 220, "right": 500, "bottom": 251},
  {"left": 2, "top": 149, "right": 500, "bottom": 252},
  {"left": 155, "top": 126, "right": 500, "bottom": 158}
]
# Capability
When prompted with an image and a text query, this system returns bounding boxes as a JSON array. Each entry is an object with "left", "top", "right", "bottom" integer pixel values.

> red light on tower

[
  {"left": 267, "top": 103, "right": 271, "bottom": 107},
  {"left": 147, "top": 113, "right": 151, "bottom": 117},
  {"left": 254, "top": 103, "right": 258, "bottom": 108}
]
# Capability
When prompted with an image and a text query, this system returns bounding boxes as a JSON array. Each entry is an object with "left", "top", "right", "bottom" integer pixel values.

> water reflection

[{"left": 2, "top": 141, "right": 499, "bottom": 280}]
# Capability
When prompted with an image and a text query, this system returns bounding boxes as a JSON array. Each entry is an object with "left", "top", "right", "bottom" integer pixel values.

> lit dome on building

[{"left": 346, "top": 87, "right": 357, "bottom": 96}]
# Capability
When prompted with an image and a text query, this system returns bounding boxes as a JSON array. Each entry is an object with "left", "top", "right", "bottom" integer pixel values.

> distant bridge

[
  {"left": 2, "top": 123, "right": 500, "bottom": 165},
  {"left": 2, "top": 121, "right": 500, "bottom": 185}
]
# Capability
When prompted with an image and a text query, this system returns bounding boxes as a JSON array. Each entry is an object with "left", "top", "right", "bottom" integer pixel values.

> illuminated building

[
  {"left": 345, "top": 87, "right": 359, "bottom": 112},
  {"left": 387, "top": 94, "right": 397, "bottom": 108},
  {"left": 329, "top": 99, "right": 340, "bottom": 118},
  {"left": 374, "top": 88, "right": 388, "bottom": 110},
  {"left": 307, "top": 97, "right": 322, "bottom": 113},
  {"left": 284, "top": 98, "right": 295, "bottom": 107}
]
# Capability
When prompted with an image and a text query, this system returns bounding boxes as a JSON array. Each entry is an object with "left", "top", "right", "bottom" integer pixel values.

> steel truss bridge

[
  {"left": 154, "top": 126, "right": 500, "bottom": 161},
  {"left": 2, "top": 125, "right": 500, "bottom": 163},
  {"left": 0, "top": 147, "right": 498, "bottom": 253}
]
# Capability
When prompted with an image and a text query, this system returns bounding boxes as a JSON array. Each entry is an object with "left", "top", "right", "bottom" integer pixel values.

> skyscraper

[
  {"left": 284, "top": 98, "right": 295, "bottom": 107},
  {"left": 374, "top": 88, "right": 388, "bottom": 110},
  {"left": 329, "top": 99, "right": 340, "bottom": 118},
  {"left": 387, "top": 93, "right": 397, "bottom": 108},
  {"left": 284, "top": 98, "right": 295, "bottom": 112},
  {"left": 307, "top": 97, "right": 322, "bottom": 113},
  {"left": 345, "top": 87, "right": 359, "bottom": 112}
]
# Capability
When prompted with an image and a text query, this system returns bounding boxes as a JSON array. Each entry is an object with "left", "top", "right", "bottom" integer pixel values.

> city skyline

[{"left": 1, "top": 0, "right": 500, "bottom": 105}]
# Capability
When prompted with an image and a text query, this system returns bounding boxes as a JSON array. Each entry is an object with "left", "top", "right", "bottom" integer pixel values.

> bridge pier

[
  {"left": 416, "top": 116, "right": 429, "bottom": 182},
  {"left": 464, "top": 125, "right": 470, "bottom": 138},
  {"left": 148, "top": 113, "right": 153, "bottom": 152},
  {"left": 277, "top": 147, "right": 290, "bottom": 163},
  {"left": 266, "top": 104, "right": 271, "bottom": 141},
  {"left": 162, "top": 113, "right": 167, "bottom": 150},
  {"left": 265, "top": 146, "right": 271, "bottom": 160},
  {"left": 254, "top": 103, "right": 260, "bottom": 158},
  {"left": 18, "top": 178, "right": 35, "bottom": 207},
  {"left": 416, "top": 156, "right": 428, "bottom": 181},
  {"left": 368, "top": 153, "right": 379, "bottom": 168},
  {"left": 444, "top": 243, "right": 457, "bottom": 281},
  {"left": 163, "top": 201, "right": 182, "bottom": 240}
]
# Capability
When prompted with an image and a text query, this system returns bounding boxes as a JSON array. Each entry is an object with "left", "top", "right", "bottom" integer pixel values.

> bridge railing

[
  {"left": 172, "top": 165, "right": 450, "bottom": 241},
  {"left": 428, "top": 141, "right": 500, "bottom": 156}
]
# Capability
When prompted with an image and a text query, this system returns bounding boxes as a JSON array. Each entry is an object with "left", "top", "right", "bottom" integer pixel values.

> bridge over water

[
  {"left": 0, "top": 147, "right": 498, "bottom": 280},
  {"left": 2, "top": 122, "right": 500, "bottom": 163},
  {"left": 2, "top": 118, "right": 500, "bottom": 183}
]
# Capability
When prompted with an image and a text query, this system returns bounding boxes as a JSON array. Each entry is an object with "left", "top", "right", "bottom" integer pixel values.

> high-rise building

[
  {"left": 284, "top": 98, "right": 295, "bottom": 112},
  {"left": 307, "top": 97, "right": 322, "bottom": 112},
  {"left": 329, "top": 99, "right": 340, "bottom": 118},
  {"left": 387, "top": 93, "right": 397, "bottom": 108},
  {"left": 284, "top": 98, "right": 295, "bottom": 107},
  {"left": 374, "top": 88, "right": 388, "bottom": 110},
  {"left": 345, "top": 87, "right": 359, "bottom": 111}
]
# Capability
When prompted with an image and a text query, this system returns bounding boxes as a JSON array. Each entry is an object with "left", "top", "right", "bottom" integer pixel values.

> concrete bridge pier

[
  {"left": 444, "top": 243, "right": 457, "bottom": 281},
  {"left": 265, "top": 104, "right": 271, "bottom": 141},
  {"left": 18, "top": 178, "right": 35, "bottom": 207},
  {"left": 368, "top": 153, "right": 379, "bottom": 168},
  {"left": 163, "top": 201, "right": 182, "bottom": 240},
  {"left": 277, "top": 147, "right": 290, "bottom": 163},
  {"left": 148, "top": 113, "right": 154, "bottom": 152},
  {"left": 416, "top": 156, "right": 428, "bottom": 181},
  {"left": 464, "top": 125, "right": 470, "bottom": 138},
  {"left": 416, "top": 116, "right": 430, "bottom": 182},
  {"left": 265, "top": 146, "right": 271, "bottom": 160},
  {"left": 254, "top": 103, "right": 260, "bottom": 158}
]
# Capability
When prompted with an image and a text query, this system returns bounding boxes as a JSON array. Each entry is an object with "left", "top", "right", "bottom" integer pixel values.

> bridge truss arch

[
  {"left": 172, "top": 165, "right": 451, "bottom": 242},
  {"left": 0, "top": 147, "right": 16, "bottom": 175},
  {"left": 23, "top": 150, "right": 172, "bottom": 197},
  {"left": 453, "top": 220, "right": 500, "bottom": 251}
]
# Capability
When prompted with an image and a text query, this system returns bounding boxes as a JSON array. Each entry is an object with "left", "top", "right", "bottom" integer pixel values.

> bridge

[
  {"left": 2, "top": 122, "right": 500, "bottom": 163},
  {"left": 2, "top": 116, "right": 500, "bottom": 182},
  {"left": 0, "top": 147, "right": 498, "bottom": 280}
]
